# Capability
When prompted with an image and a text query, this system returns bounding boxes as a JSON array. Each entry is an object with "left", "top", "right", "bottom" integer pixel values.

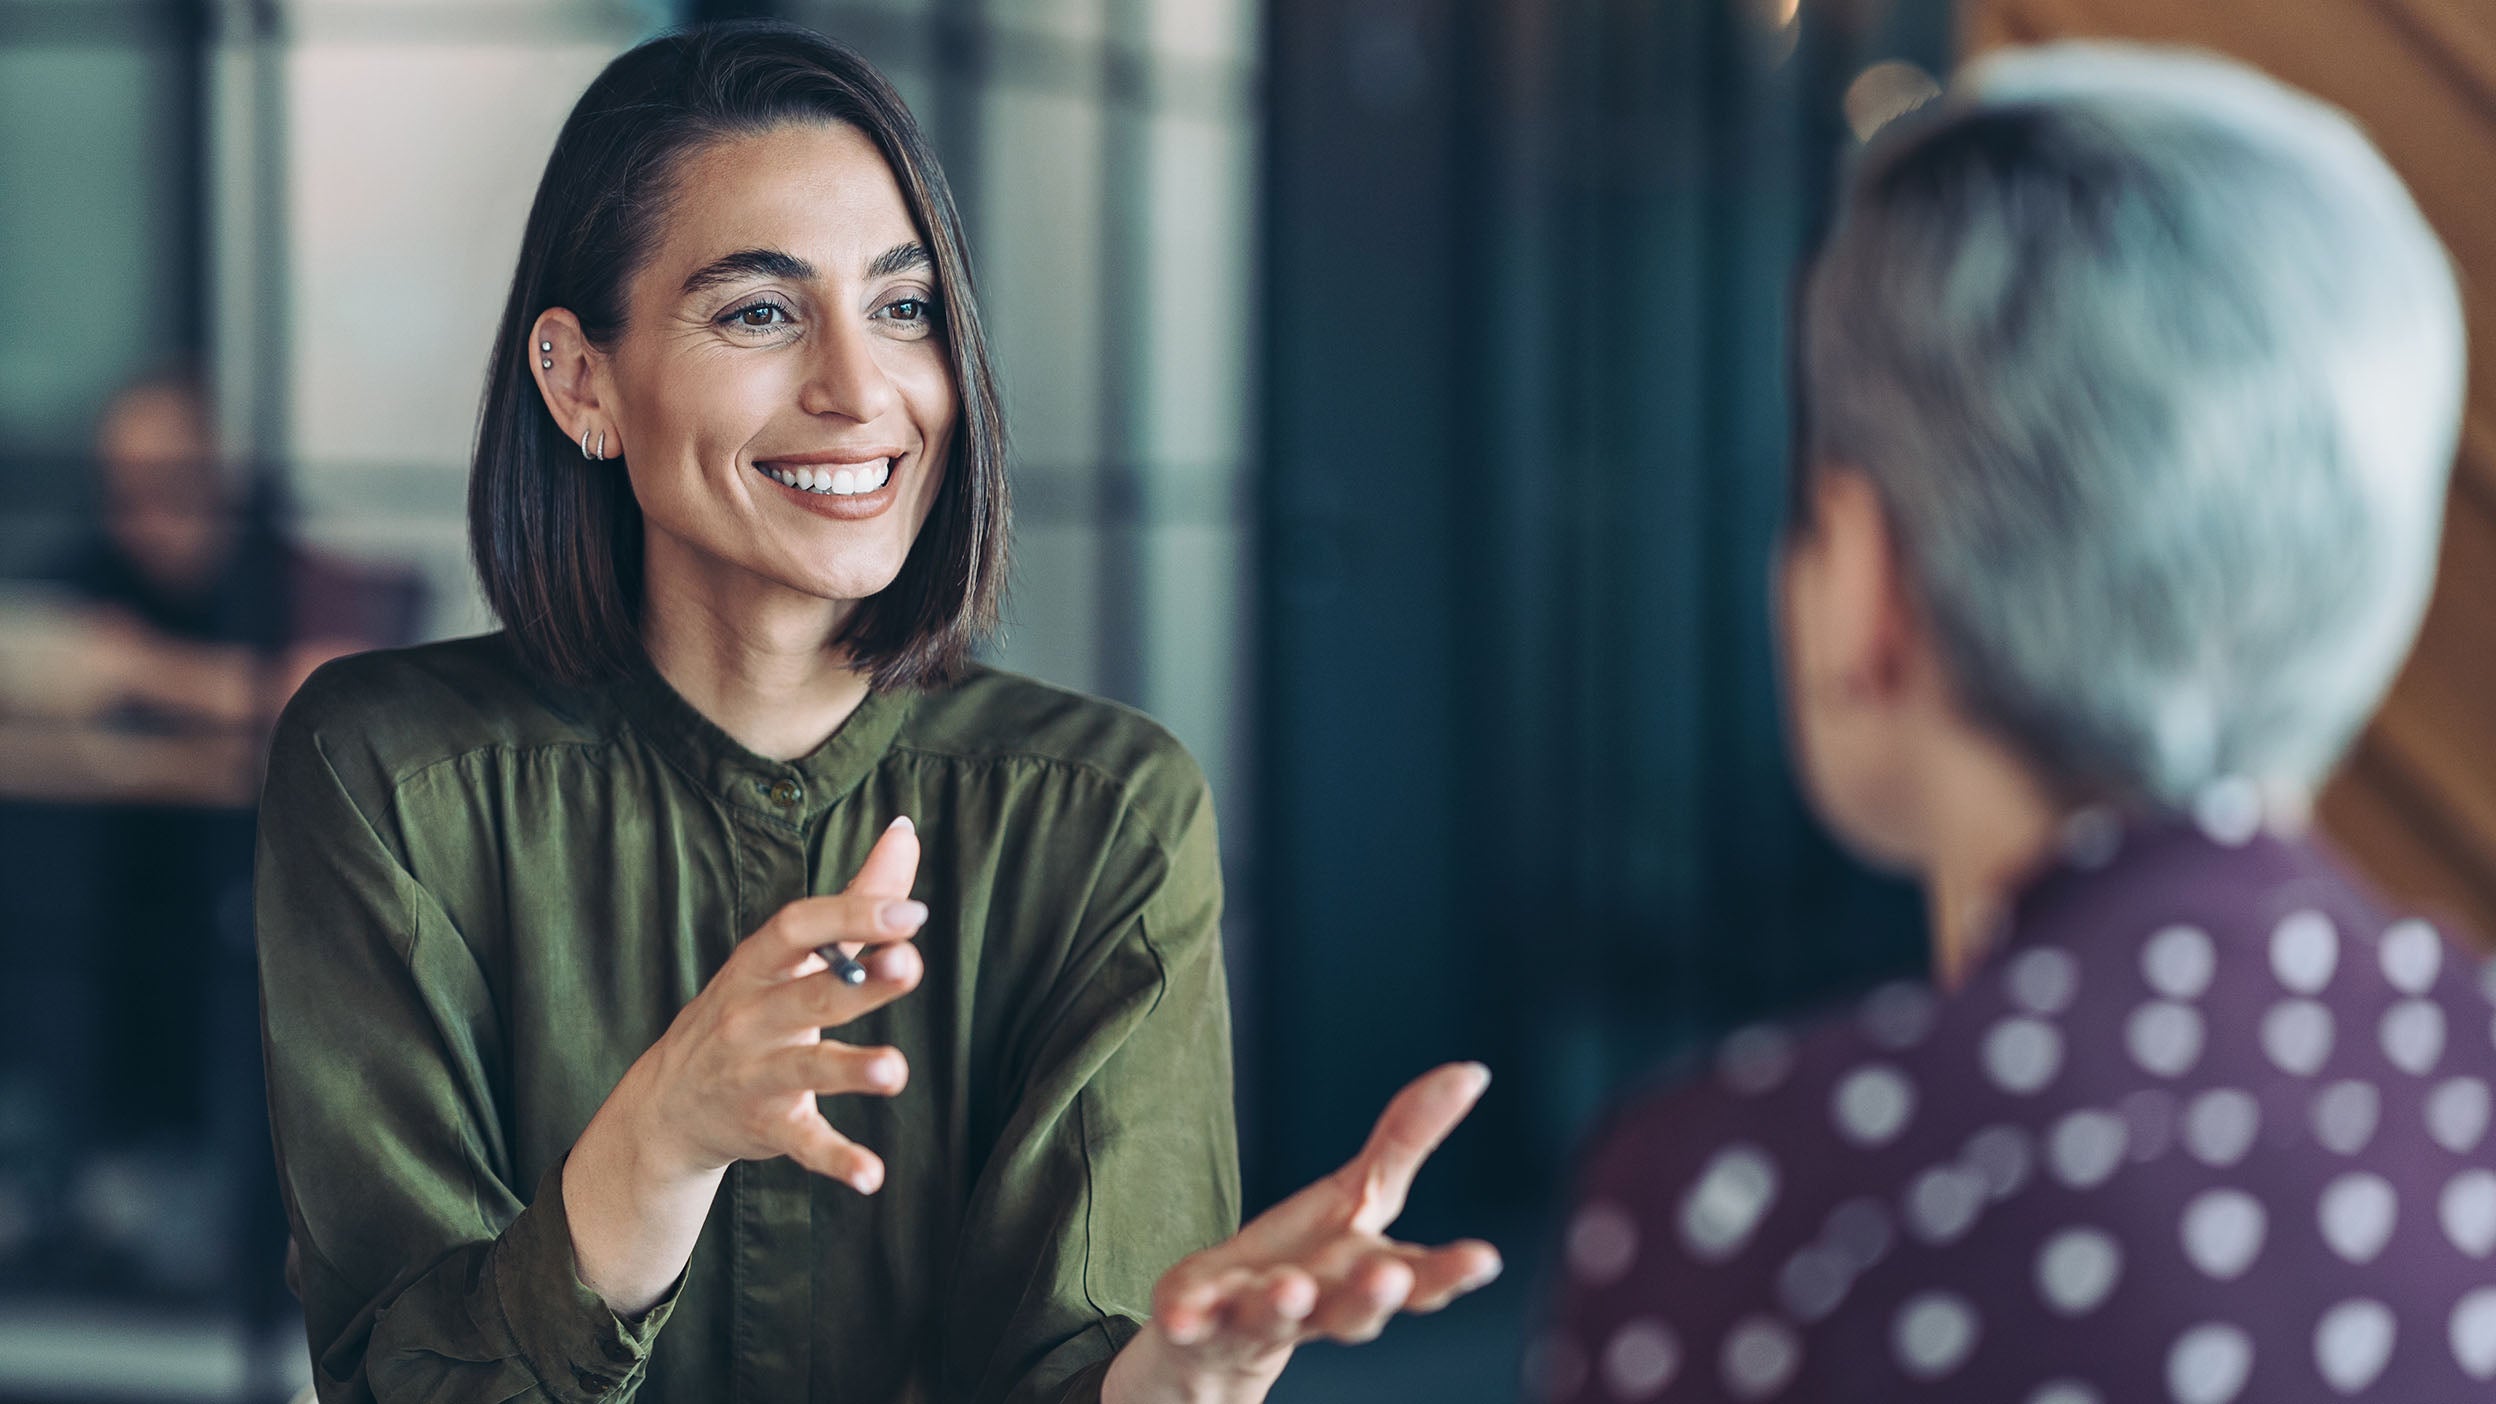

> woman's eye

[
  {"left": 726, "top": 302, "right": 790, "bottom": 330},
  {"left": 881, "top": 298, "right": 933, "bottom": 326}
]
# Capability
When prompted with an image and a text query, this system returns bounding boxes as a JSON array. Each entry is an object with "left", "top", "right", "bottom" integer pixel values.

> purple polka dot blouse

[{"left": 1536, "top": 819, "right": 2496, "bottom": 1403}]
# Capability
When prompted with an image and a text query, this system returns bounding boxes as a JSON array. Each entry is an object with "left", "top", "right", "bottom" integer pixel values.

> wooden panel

[{"left": 1969, "top": 0, "right": 2496, "bottom": 948}]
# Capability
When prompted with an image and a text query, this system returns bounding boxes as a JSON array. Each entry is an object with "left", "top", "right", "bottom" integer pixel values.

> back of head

[{"left": 1800, "top": 43, "right": 2466, "bottom": 809}]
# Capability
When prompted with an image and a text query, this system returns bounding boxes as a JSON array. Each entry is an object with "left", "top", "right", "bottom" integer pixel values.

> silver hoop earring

[
  {"left": 598, "top": 430, "right": 609, "bottom": 460},
  {"left": 580, "top": 427, "right": 598, "bottom": 461}
]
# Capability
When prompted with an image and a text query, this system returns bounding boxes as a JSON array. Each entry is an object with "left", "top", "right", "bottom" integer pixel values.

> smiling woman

[{"left": 255, "top": 20, "right": 1496, "bottom": 1404}]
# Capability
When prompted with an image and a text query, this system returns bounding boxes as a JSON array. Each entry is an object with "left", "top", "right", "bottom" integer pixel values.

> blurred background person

[
  {"left": 1540, "top": 42, "right": 2480, "bottom": 1403},
  {"left": 3, "top": 1, "right": 2492, "bottom": 1401}
]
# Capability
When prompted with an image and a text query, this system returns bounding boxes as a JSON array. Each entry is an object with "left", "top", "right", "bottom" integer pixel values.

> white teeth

[{"left": 762, "top": 459, "right": 893, "bottom": 495}]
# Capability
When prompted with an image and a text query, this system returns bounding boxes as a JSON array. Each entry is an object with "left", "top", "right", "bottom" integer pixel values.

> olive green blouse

[{"left": 255, "top": 634, "right": 1239, "bottom": 1404}]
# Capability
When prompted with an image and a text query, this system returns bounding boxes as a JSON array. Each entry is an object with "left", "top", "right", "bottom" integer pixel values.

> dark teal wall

[{"left": 1256, "top": 0, "right": 1951, "bottom": 1236}]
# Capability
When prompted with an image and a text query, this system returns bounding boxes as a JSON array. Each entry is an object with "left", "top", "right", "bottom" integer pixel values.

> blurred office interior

[{"left": 0, "top": 0, "right": 2489, "bottom": 1400}]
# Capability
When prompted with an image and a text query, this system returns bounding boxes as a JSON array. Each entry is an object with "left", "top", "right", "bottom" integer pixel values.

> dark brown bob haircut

[{"left": 470, "top": 20, "right": 1008, "bottom": 690}]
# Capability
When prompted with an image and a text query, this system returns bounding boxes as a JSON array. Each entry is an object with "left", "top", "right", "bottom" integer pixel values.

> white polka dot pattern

[
  {"left": 2036, "top": 1227, "right": 2122, "bottom": 1317},
  {"left": 1963, "top": 1124, "right": 2035, "bottom": 1200},
  {"left": 2440, "top": 1170, "right": 2496, "bottom": 1258},
  {"left": 1832, "top": 1065, "right": 1916, "bottom": 1147},
  {"left": 1600, "top": 1318, "right": 1680, "bottom": 1400},
  {"left": 1893, "top": 1292, "right": 1980, "bottom": 1381},
  {"left": 2317, "top": 1173, "right": 2397, "bottom": 1265},
  {"left": 2262, "top": 999, "right": 2335, "bottom": 1077},
  {"left": 2271, "top": 911, "right": 2339, "bottom": 994},
  {"left": 2426, "top": 1077, "right": 2491, "bottom": 1154},
  {"left": 2167, "top": 1323, "right": 2254, "bottom": 1404},
  {"left": 2182, "top": 1088, "right": 2261, "bottom": 1168},
  {"left": 1985, "top": 1017, "right": 2065, "bottom": 1095},
  {"left": 2452, "top": 1288, "right": 2496, "bottom": 1380},
  {"left": 2127, "top": 1001, "right": 2205, "bottom": 1078},
  {"left": 2382, "top": 1000, "right": 2447, "bottom": 1076},
  {"left": 2314, "top": 1299, "right": 2395, "bottom": 1394},
  {"left": 2179, "top": 1188, "right": 2266, "bottom": 1281},
  {"left": 2142, "top": 925, "right": 2216, "bottom": 1000},
  {"left": 2048, "top": 1110, "right": 2127, "bottom": 1190},
  {"left": 2380, "top": 920, "right": 2442, "bottom": 994},
  {"left": 1775, "top": 1245, "right": 1851, "bottom": 1324},
  {"left": 2311, "top": 1081, "right": 2380, "bottom": 1156},
  {"left": 1568, "top": 1201, "right": 1639, "bottom": 1287},
  {"left": 1680, "top": 1146, "right": 1779, "bottom": 1264},
  {"left": 1903, "top": 1165, "right": 1987, "bottom": 1246},
  {"left": 2193, "top": 777, "right": 2263, "bottom": 846},
  {"left": 2009, "top": 947, "right": 2082, "bottom": 1014},
  {"left": 1719, "top": 1317, "right": 1800, "bottom": 1400},
  {"left": 1545, "top": 838, "right": 2496, "bottom": 1404}
]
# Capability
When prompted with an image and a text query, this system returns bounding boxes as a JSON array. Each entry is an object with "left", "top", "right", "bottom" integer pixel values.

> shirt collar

[{"left": 611, "top": 661, "right": 914, "bottom": 825}]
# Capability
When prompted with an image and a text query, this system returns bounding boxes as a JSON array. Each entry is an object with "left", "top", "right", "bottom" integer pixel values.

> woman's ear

[
  {"left": 529, "top": 308, "right": 621, "bottom": 458},
  {"left": 1808, "top": 466, "right": 1916, "bottom": 706}
]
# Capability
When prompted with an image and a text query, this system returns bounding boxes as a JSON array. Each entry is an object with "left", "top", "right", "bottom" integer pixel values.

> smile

[{"left": 755, "top": 458, "right": 892, "bottom": 496}]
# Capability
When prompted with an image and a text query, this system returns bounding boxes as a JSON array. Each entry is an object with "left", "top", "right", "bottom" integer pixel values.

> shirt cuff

[{"left": 492, "top": 1154, "right": 684, "bottom": 1403}]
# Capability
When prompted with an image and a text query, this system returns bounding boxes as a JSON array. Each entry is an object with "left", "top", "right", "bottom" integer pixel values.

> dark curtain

[{"left": 1256, "top": 0, "right": 1949, "bottom": 1237}]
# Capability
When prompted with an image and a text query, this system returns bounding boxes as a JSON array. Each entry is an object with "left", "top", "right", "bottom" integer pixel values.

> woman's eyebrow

[
  {"left": 680, "top": 247, "right": 816, "bottom": 296},
  {"left": 867, "top": 241, "right": 931, "bottom": 279}
]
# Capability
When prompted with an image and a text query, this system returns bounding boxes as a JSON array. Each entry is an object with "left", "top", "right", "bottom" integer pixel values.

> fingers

[
  {"left": 746, "top": 891, "right": 928, "bottom": 979},
  {"left": 1400, "top": 1239, "right": 1503, "bottom": 1313},
  {"left": 1336, "top": 1062, "right": 1490, "bottom": 1234},
  {"left": 1218, "top": 1266, "right": 1318, "bottom": 1350},
  {"left": 1306, "top": 1253, "right": 1414, "bottom": 1344},
  {"left": 768, "top": 1040, "right": 910, "bottom": 1098},
  {"left": 755, "top": 940, "right": 925, "bottom": 1033},
  {"left": 1152, "top": 1253, "right": 1229, "bottom": 1346},
  {"left": 844, "top": 815, "right": 920, "bottom": 898},
  {"left": 780, "top": 1111, "right": 886, "bottom": 1195}
]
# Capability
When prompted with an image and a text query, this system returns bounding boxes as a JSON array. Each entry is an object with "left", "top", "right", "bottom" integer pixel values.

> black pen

[{"left": 816, "top": 944, "right": 869, "bottom": 986}]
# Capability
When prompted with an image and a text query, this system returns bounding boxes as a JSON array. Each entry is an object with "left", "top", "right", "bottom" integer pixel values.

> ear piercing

[
  {"left": 580, "top": 427, "right": 608, "bottom": 461},
  {"left": 540, "top": 339, "right": 553, "bottom": 370}
]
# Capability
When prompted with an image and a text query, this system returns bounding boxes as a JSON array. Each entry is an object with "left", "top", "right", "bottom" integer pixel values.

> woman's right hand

[{"left": 564, "top": 816, "right": 926, "bottom": 1311}]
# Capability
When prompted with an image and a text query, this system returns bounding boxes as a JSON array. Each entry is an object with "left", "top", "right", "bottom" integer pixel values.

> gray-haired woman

[{"left": 1539, "top": 43, "right": 2482, "bottom": 1404}]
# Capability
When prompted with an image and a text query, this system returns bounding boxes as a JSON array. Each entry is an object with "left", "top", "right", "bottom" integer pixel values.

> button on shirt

[
  {"left": 256, "top": 635, "right": 1239, "bottom": 1403},
  {"left": 1538, "top": 820, "right": 2496, "bottom": 1403}
]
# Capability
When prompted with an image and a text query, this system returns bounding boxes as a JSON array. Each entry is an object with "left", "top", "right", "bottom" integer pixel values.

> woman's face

[{"left": 597, "top": 121, "right": 957, "bottom": 613}]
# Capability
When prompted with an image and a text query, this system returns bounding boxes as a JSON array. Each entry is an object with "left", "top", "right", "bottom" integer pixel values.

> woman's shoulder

[
  {"left": 895, "top": 664, "right": 1211, "bottom": 833},
  {"left": 274, "top": 633, "right": 610, "bottom": 802}
]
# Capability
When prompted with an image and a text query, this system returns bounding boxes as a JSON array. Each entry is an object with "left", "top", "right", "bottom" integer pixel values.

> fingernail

[
  {"left": 866, "top": 1054, "right": 904, "bottom": 1089},
  {"left": 880, "top": 899, "right": 928, "bottom": 931},
  {"left": 887, "top": 815, "right": 914, "bottom": 834},
  {"left": 851, "top": 1162, "right": 884, "bottom": 1194},
  {"left": 1466, "top": 1259, "right": 1505, "bottom": 1289},
  {"left": 1462, "top": 1062, "right": 1492, "bottom": 1092}
]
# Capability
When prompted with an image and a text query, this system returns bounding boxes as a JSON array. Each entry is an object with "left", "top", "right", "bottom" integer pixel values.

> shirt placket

[{"left": 729, "top": 769, "right": 816, "bottom": 1402}]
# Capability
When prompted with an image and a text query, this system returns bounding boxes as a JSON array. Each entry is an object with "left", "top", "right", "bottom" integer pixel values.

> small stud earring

[
  {"left": 540, "top": 341, "right": 551, "bottom": 352},
  {"left": 541, "top": 359, "right": 553, "bottom": 370}
]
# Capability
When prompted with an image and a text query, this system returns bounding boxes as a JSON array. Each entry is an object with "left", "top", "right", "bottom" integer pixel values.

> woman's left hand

[{"left": 1101, "top": 1062, "right": 1502, "bottom": 1404}]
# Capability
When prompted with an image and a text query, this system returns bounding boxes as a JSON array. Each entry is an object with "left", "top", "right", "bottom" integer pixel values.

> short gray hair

[{"left": 1801, "top": 42, "right": 2466, "bottom": 807}]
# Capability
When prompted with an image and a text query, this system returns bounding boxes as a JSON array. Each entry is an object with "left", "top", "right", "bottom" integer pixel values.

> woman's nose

[{"left": 798, "top": 312, "right": 902, "bottom": 424}]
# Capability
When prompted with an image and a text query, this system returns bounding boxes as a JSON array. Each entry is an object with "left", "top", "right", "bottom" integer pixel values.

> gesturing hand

[
  {"left": 568, "top": 815, "right": 932, "bottom": 1313},
  {"left": 630, "top": 814, "right": 928, "bottom": 1193},
  {"left": 1105, "top": 1063, "right": 1502, "bottom": 1404}
]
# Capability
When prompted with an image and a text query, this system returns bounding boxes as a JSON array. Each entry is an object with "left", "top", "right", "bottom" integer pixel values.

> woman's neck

[
  {"left": 640, "top": 541, "right": 871, "bottom": 763},
  {"left": 1919, "top": 730, "right": 2065, "bottom": 992}
]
